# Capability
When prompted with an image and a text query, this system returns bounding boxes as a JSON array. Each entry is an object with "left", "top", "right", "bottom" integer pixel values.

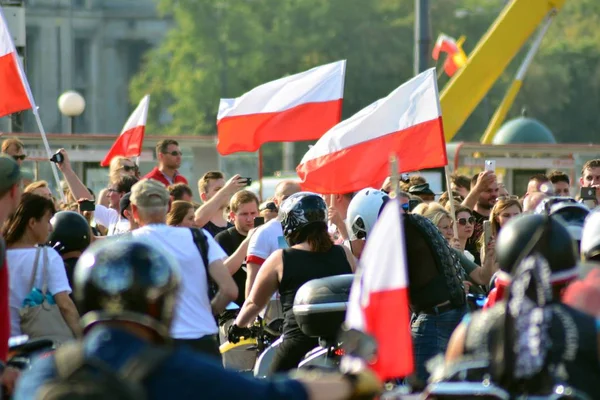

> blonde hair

[
  {"left": 490, "top": 198, "right": 522, "bottom": 236},
  {"left": 24, "top": 180, "right": 49, "bottom": 194},
  {"left": 109, "top": 156, "right": 134, "bottom": 184},
  {"left": 166, "top": 201, "right": 194, "bottom": 226},
  {"left": 412, "top": 202, "right": 452, "bottom": 227}
]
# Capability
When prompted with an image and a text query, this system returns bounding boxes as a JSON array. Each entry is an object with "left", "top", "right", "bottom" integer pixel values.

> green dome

[{"left": 492, "top": 117, "right": 556, "bottom": 144}]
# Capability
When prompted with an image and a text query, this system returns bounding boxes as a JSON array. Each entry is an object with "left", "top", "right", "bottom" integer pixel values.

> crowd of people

[{"left": 1, "top": 134, "right": 600, "bottom": 399}]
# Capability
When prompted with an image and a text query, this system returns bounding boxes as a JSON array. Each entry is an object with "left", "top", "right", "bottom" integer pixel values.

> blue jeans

[{"left": 410, "top": 306, "right": 467, "bottom": 382}]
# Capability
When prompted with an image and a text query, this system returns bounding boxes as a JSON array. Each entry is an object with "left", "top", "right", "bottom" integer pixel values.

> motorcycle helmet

[
  {"left": 48, "top": 211, "right": 91, "bottom": 255},
  {"left": 345, "top": 188, "right": 389, "bottom": 240},
  {"left": 547, "top": 201, "right": 589, "bottom": 243},
  {"left": 496, "top": 214, "right": 578, "bottom": 283},
  {"left": 581, "top": 210, "right": 600, "bottom": 262},
  {"left": 74, "top": 239, "right": 180, "bottom": 338},
  {"left": 279, "top": 192, "right": 327, "bottom": 245}
]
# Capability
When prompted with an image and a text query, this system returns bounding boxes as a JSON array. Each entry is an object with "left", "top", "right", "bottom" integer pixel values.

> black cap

[
  {"left": 119, "top": 192, "right": 131, "bottom": 220},
  {"left": 260, "top": 201, "right": 278, "bottom": 212}
]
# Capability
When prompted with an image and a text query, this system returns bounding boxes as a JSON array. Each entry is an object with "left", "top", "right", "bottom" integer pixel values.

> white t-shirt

[
  {"left": 8, "top": 247, "right": 72, "bottom": 336},
  {"left": 247, "top": 219, "right": 286, "bottom": 266},
  {"left": 95, "top": 205, "right": 130, "bottom": 236},
  {"left": 131, "top": 224, "right": 227, "bottom": 339}
]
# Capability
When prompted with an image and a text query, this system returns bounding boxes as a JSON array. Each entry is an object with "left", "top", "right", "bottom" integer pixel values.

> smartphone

[
  {"left": 49, "top": 151, "right": 64, "bottom": 164},
  {"left": 253, "top": 216, "right": 265, "bottom": 228},
  {"left": 484, "top": 160, "right": 496, "bottom": 173},
  {"left": 79, "top": 200, "right": 96, "bottom": 212},
  {"left": 241, "top": 177, "right": 253, "bottom": 186},
  {"left": 580, "top": 187, "right": 597, "bottom": 200},
  {"left": 408, "top": 199, "right": 420, "bottom": 212},
  {"left": 483, "top": 220, "right": 492, "bottom": 246}
]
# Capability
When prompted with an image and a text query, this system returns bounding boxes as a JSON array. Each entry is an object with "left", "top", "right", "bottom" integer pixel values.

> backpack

[
  {"left": 36, "top": 342, "right": 170, "bottom": 400},
  {"left": 190, "top": 227, "right": 218, "bottom": 300}
]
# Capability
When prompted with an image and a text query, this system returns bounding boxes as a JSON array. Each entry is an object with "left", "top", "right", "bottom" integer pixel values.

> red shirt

[
  {"left": 143, "top": 167, "right": 188, "bottom": 187},
  {"left": 0, "top": 260, "right": 8, "bottom": 362}
]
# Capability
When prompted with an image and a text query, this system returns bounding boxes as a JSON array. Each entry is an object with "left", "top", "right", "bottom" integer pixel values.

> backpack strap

[
  {"left": 190, "top": 227, "right": 216, "bottom": 299},
  {"left": 53, "top": 342, "right": 86, "bottom": 379},
  {"left": 118, "top": 346, "right": 171, "bottom": 383},
  {"left": 190, "top": 228, "right": 210, "bottom": 270}
]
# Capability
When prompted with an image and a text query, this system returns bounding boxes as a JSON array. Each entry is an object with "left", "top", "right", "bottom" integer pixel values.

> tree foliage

[{"left": 131, "top": 0, "right": 600, "bottom": 173}]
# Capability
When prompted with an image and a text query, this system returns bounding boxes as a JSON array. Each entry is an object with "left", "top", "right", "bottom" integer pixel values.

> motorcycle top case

[{"left": 293, "top": 274, "right": 353, "bottom": 339}]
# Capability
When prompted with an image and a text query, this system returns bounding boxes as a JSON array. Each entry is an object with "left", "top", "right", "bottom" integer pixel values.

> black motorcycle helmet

[
  {"left": 496, "top": 214, "right": 578, "bottom": 279},
  {"left": 48, "top": 211, "right": 92, "bottom": 255},
  {"left": 74, "top": 239, "right": 180, "bottom": 339},
  {"left": 279, "top": 192, "right": 327, "bottom": 246}
]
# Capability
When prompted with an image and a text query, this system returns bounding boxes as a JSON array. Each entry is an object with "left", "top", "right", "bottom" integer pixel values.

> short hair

[
  {"left": 113, "top": 175, "right": 139, "bottom": 194},
  {"left": 529, "top": 173, "right": 549, "bottom": 183},
  {"left": 156, "top": 139, "right": 179, "bottom": 156},
  {"left": 451, "top": 174, "right": 471, "bottom": 191},
  {"left": 24, "top": 180, "right": 49, "bottom": 193},
  {"left": 168, "top": 183, "right": 193, "bottom": 200},
  {"left": 582, "top": 159, "right": 600, "bottom": 175},
  {"left": 230, "top": 190, "right": 259, "bottom": 213},
  {"left": 198, "top": 171, "right": 224, "bottom": 194},
  {"left": 1, "top": 137, "right": 24, "bottom": 153},
  {"left": 548, "top": 170, "right": 570, "bottom": 185}
]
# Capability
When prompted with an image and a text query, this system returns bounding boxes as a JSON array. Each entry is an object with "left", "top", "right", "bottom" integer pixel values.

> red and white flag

[
  {"left": 432, "top": 34, "right": 467, "bottom": 77},
  {"left": 297, "top": 68, "right": 447, "bottom": 194},
  {"left": 0, "top": 7, "right": 34, "bottom": 118},
  {"left": 101, "top": 95, "right": 150, "bottom": 167},
  {"left": 345, "top": 199, "right": 413, "bottom": 379},
  {"left": 216, "top": 60, "right": 346, "bottom": 155}
]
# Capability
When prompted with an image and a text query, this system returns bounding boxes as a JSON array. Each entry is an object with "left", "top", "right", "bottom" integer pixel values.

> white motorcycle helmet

[
  {"left": 581, "top": 209, "right": 600, "bottom": 261},
  {"left": 548, "top": 201, "right": 590, "bottom": 243},
  {"left": 346, "top": 188, "right": 389, "bottom": 240}
]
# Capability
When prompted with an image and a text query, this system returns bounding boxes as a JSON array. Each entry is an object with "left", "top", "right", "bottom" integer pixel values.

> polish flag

[
  {"left": 345, "top": 199, "right": 413, "bottom": 379},
  {"left": 0, "top": 7, "right": 34, "bottom": 118},
  {"left": 216, "top": 60, "right": 346, "bottom": 155},
  {"left": 297, "top": 68, "right": 446, "bottom": 194},
  {"left": 432, "top": 34, "right": 467, "bottom": 77},
  {"left": 100, "top": 95, "right": 150, "bottom": 167}
]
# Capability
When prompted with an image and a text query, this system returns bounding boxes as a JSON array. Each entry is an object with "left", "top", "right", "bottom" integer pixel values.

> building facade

[{"left": 0, "top": 0, "right": 170, "bottom": 135}]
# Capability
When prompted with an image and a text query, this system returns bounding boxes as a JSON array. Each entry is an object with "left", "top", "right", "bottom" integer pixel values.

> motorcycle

[{"left": 293, "top": 274, "right": 354, "bottom": 371}]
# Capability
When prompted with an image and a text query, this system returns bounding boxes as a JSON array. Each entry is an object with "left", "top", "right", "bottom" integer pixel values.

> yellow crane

[{"left": 439, "top": 0, "right": 567, "bottom": 142}]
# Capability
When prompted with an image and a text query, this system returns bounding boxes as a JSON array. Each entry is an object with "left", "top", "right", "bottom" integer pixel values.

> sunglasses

[
  {"left": 120, "top": 165, "right": 137, "bottom": 172},
  {"left": 12, "top": 154, "right": 26, "bottom": 161},
  {"left": 457, "top": 216, "right": 476, "bottom": 226},
  {"left": 163, "top": 151, "right": 182, "bottom": 157}
]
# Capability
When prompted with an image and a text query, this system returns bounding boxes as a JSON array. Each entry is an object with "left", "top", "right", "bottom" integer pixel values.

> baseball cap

[
  {"left": 119, "top": 192, "right": 132, "bottom": 219},
  {"left": 130, "top": 179, "right": 169, "bottom": 208},
  {"left": 0, "top": 155, "right": 22, "bottom": 193}
]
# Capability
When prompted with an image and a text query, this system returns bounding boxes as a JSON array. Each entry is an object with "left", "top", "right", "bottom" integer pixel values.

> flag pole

[
  {"left": 389, "top": 155, "right": 400, "bottom": 199},
  {"left": 32, "top": 108, "right": 66, "bottom": 203},
  {"left": 258, "top": 146, "right": 264, "bottom": 202},
  {"left": 444, "top": 164, "right": 459, "bottom": 239}
]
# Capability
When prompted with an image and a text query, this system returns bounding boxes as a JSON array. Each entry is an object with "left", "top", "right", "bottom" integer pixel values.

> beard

[{"left": 477, "top": 199, "right": 494, "bottom": 210}]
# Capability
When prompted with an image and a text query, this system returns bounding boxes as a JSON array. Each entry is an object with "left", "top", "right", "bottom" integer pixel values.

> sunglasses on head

[
  {"left": 457, "top": 216, "right": 476, "bottom": 226},
  {"left": 163, "top": 150, "right": 182, "bottom": 157},
  {"left": 12, "top": 154, "right": 26, "bottom": 161},
  {"left": 497, "top": 195, "right": 519, "bottom": 201}
]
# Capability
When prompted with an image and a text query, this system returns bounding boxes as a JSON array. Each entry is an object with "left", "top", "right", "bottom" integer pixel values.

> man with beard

[
  {"left": 144, "top": 139, "right": 188, "bottom": 186},
  {"left": 460, "top": 171, "right": 498, "bottom": 264}
]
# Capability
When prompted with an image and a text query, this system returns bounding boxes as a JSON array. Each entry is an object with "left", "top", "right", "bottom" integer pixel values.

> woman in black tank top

[{"left": 231, "top": 193, "right": 356, "bottom": 372}]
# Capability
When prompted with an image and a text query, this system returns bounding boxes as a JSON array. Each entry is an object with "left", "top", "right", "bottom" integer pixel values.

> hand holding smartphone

[
  {"left": 484, "top": 160, "right": 496, "bottom": 173},
  {"left": 483, "top": 220, "right": 492, "bottom": 246}
]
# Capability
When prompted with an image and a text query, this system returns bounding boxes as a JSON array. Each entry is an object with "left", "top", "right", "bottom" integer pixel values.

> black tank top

[
  {"left": 279, "top": 245, "right": 352, "bottom": 338},
  {"left": 464, "top": 302, "right": 600, "bottom": 398}
]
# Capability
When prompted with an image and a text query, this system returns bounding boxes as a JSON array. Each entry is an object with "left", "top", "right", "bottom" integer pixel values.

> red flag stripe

[
  {"left": 100, "top": 126, "right": 145, "bottom": 167},
  {"left": 297, "top": 117, "right": 446, "bottom": 194},
  {"left": 0, "top": 52, "right": 32, "bottom": 117},
  {"left": 217, "top": 99, "right": 342, "bottom": 155},
  {"left": 364, "top": 287, "right": 414, "bottom": 378}
]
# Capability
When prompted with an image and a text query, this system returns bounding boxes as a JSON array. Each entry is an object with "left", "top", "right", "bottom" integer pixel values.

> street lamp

[{"left": 58, "top": 90, "right": 85, "bottom": 133}]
